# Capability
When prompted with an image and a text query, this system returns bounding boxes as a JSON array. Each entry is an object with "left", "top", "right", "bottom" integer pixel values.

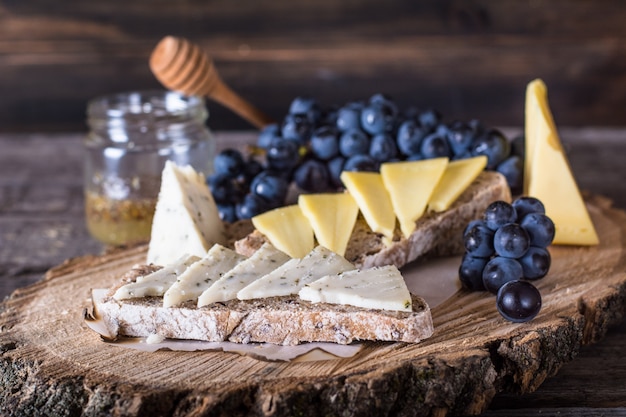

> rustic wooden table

[{"left": 1, "top": 130, "right": 625, "bottom": 416}]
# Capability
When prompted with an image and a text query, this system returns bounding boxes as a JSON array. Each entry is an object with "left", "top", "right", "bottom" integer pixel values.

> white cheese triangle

[
  {"left": 237, "top": 246, "right": 355, "bottom": 300},
  {"left": 113, "top": 254, "right": 201, "bottom": 300},
  {"left": 163, "top": 244, "right": 245, "bottom": 307},
  {"left": 147, "top": 161, "right": 226, "bottom": 266},
  {"left": 197, "top": 243, "right": 290, "bottom": 307},
  {"left": 299, "top": 265, "right": 412, "bottom": 312}
]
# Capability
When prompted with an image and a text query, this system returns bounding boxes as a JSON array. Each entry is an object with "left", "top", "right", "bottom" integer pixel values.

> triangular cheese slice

[
  {"left": 113, "top": 254, "right": 201, "bottom": 300},
  {"left": 252, "top": 204, "right": 314, "bottom": 258},
  {"left": 298, "top": 192, "right": 359, "bottom": 256},
  {"left": 197, "top": 243, "right": 290, "bottom": 307},
  {"left": 380, "top": 158, "right": 449, "bottom": 238},
  {"left": 237, "top": 246, "right": 354, "bottom": 300},
  {"left": 340, "top": 171, "right": 396, "bottom": 242},
  {"left": 163, "top": 244, "right": 245, "bottom": 307},
  {"left": 298, "top": 264, "right": 412, "bottom": 312},
  {"left": 147, "top": 161, "right": 226, "bottom": 266},
  {"left": 524, "top": 79, "right": 598, "bottom": 245},
  {"left": 428, "top": 156, "right": 488, "bottom": 212}
]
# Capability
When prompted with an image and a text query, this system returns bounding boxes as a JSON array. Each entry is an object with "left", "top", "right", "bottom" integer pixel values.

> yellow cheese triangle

[
  {"left": 252, "top": 204, "right": 314, "bottom": 258},
  {"left": 380, "top": 158, "right": 449, "bottom": 238},
  {"left": 524, "top": 79, "right": 598, "bottom": 245},
  {"left": 298, "top": 192, "right": 359, "bottom": 256},
  {"left": 340, "top": 171, "right": 396, "bottom": 241},
  {"left": 427, "top": 155, "right": 488, "bottom": 212}
]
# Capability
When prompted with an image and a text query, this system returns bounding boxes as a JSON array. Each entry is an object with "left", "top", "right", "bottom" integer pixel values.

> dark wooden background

[{"left": 1, "top": 0, "right": 625, "bottom": 133}]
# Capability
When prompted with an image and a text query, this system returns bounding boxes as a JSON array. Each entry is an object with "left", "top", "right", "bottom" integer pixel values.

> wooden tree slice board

[{"left": 1, "top": 196, "right": 625, "bottom": 417}]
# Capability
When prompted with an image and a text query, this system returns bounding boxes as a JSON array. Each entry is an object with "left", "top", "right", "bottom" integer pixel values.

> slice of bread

[
  {"left": 92, "top": 290, "right": 433, "bottom": 346},
  {"left": 235, "top": 171, "right": 511, "bottom": 268},
  {"left": 90, "top": 171, "right": 507, "bottom": 347}
]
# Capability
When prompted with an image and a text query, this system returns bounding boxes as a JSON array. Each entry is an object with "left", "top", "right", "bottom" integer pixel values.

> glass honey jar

[{"left": 83, "top": 90, "right": 214, "bottom": 246}]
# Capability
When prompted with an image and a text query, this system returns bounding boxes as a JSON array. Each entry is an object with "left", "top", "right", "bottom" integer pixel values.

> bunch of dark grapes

[
  {"left": 209, "top": 94, "right": 525, "bottom": 222},
  {"left": 459, "top": 197, "right": 555, "bottom": 322}
]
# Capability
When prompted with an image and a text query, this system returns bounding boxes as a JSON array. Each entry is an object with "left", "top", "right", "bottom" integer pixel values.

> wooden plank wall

[{"left": 1, "top": 0, "right": 625, "bottom": 132}]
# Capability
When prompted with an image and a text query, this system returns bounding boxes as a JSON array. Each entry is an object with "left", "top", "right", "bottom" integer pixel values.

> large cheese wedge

[
  {"left": 113, "top": 254, "right": 201, "bottom": 300},
  {"left": 380, "top": 158, "right": 449, "bottom": 238},
  {"left": 197, "top": 243, "right": 290, "bottom": 307},
  {"left": 524, "top": 79, "right": 598, "bottom": 245},
  {"left": 299, "top": 264, "right": 412, "bottom": 312},
  {"left": 340, "top": 171, "right": 396, "bottom": 242},
  {"left": 298, "top": 192, "right": 359, "bottom": 256},
  {"left": 237, "top": 246, "right": 354, "bottom": 300},
  {"left": 252, "top": 204, "right": 314, "bottom": 258},
  {"left": 428, "top": 156, "right": 488, "bottom": 212},
  {"left": 147, "top": 161, "right": 226, "bottom": 266},
  {"left": 163, "top": 244, "right": 245, "bottom": 307}
]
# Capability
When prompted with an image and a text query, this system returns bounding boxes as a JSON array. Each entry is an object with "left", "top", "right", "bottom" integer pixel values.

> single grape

[
  {"left": 484, "top": 201, "right": 518, "bottom": 231},
  {"left": 512, "top": 196, "right": 546, "bottom": 221},
  {"left": 336, "top": 102, "right": 363, "bottom": 132},
  {"left": 256, "top": 124, "right": 280, "bottom": 149},
  {"left": 463, "top": 220, "right": 495, "bottom": 258},
  {"left": 368, "top": 93, "right": 399, "bottom": 119},
  {"left": 281, "top": 113, "right": 312, "bottom": 145},
  {"left": 493, "top": 223, "right": 530, "bottom": 258},
  {"left": 235, "top": 193, "right": 271, "bottom": 220},
  {"left": 520, "top": 213, "right": 555, "bottom": 248},
  {"left": 511, "top": 135, "right": 525, "bottom": 159},
  {"left": 418, "top": 108, "right": 441, "bottom": 132},
  {"left": 459, "top": 253, "right": 488, "bottom": 291},
  {"left": 293, "top": 159, "right": 330, "bottom": 192},
  {"left": 310, "top": 126, "right": 340, "bottom": 161},
  {"left": 396, "top": 119, "right": 427, "bottom": 156},
  {"left": 214, "top": 149, "right": 245, "bottom": 177},
  {"left": 327, "top": 156, "right": 346, "bottom": 188},
  {"left": 496, "top": 155, "right": 524, "bottom": 194},
  {"left": 446, "top": 120, "right": 475, "bottom": 157},
  {"left": 217, "top": 203, "right": 237, "bottom": 223},
  {"left": 482, "top": 257, "right": 524, "bottom": 294},
  {"left": 468, "top": 119, "right": 487, "bottom": 139},
  {"left": 339, "top": 128, "right": 370, "bottom": 158},
  {"left": 496, "top": 280, "right": 542, "bottom": 323},
  {"left": 519, "top": 246, "right": 551, "bottom": 280},
  {"left": 266, "top": 137, "right": 300, "bottom": 171},
  {"left": 360, "top": 102, "right": 396, "bottom": 135},
  {"left": 207, "top": 173, "right": 239, "bottom": 205},
  {"left": 369, "top": 133, "right": 398, "bottom": 162},
  {"left": 240, "top": 157, "right": 264, "bottom": 184},
  {"left": 288, "top": 96, "right": 321, "bottom": 124},
  {"left": 421, "top": 132, "right": 452, "bottom": 159},
  {"left": 470, "top": 128, "right": 511, "bottom": 170},
  {"left": 343, "top": 154, "right": 379, "bottom": 172},
  {"left": 250, "top": 171, "right": 289, "bottom": 206}
]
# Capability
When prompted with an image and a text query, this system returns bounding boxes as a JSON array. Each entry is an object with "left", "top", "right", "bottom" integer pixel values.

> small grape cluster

[
  {"left": 459, "top": 197, "right": 555, "bottom": 322},
  {"left": 209, "top": 94, "right": 524, "bottom": 222}
]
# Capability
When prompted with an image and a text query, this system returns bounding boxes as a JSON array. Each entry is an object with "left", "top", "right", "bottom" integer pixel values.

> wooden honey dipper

[{"left": 149, "top": 36, "right": 274, "bottom": 129}]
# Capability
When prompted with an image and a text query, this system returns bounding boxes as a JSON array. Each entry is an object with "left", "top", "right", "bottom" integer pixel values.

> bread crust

[{"left": 93, "top": 292, "right": 433, "bottom": 346}]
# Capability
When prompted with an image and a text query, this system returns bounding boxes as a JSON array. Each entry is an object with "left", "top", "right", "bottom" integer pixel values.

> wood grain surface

[{"left": 2, "top": 1, "right": 626, "bottom": 132}]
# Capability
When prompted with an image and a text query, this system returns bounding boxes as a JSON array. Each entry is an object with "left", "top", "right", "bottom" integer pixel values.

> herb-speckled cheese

[
  {"left": 146, "top": 161, "right": 226, "bottom": 266},
  {"left": 237, "top": 246, "right": 354, "bottom": 300},
  {"left": 113, "top": 254, "right": 201, "bottom": 300},
  {"left": 163, "top": 244, "right": 245, "bottom": 307},
  {"left": 197, "top": 243, "right": 290, "bottom": 307},
  {"left": 299, "top": 264, "right": 412, "bottom": 312}
]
